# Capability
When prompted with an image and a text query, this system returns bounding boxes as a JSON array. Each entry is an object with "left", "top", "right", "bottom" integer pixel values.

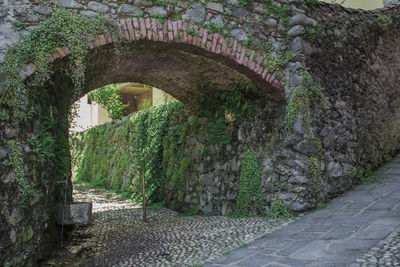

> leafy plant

[
  {"left": 195, "top": 83, "right": 259, "bottom": 145},
  {"left": 356, "top": 169, "right": 377, "bottom": 184},
  {"left": 0, "top": 8, "right": 119, "bottom": 118},
  {"left": 269, "top": 199, "right": 293, "bottom": 220},
  {"left": 306, "top": 24, "right": 324, "bottom": 42},
  {"left": 234, "top": 149, "right": 265, "bottom": 217},
  {"left": 0, "top": 109, "right": 9, "bottom": 121},
  {"left": 181, "top": 206, "right": 199, "bottom": 216},
  {"left": 285, "top": 71, "right": 323, "bottom": 136},
  {"left": 316, "top": 202, "right": 328, "bottom": 210},
  {"left": 9, "top": 140, "right": 43, "bottom": 208},
  {"left": 88, "top": 84, "right": 128, "bottom": 120}
]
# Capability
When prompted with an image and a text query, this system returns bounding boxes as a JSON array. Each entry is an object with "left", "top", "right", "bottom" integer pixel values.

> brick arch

[{"left": 22, "top": 18, "right": 285, "bottom": 106}]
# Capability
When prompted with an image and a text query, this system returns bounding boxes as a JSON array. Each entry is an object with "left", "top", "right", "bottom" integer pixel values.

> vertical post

[{"left": 142, "top": 169, "right": 147, "bottom": 222}]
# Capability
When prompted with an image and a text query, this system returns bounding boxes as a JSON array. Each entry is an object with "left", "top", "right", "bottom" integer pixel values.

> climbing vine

[
  {"left": 0, "top": 8, "right": 118, "bottom": 118},
  {"left": 8, "top": 141, "right": 43, "bottom": 208},
  {"left": 88, "top": 84, "right": 128, "bottom": 120},
  {"left": 234, "top": 149, "right": 265, "bottom": 217},
  {"left": 73, "top": 101, "right": 192, "bottom": 204},
  {"left": 285, "top": 71, "right": 323, "bottom": 137}
]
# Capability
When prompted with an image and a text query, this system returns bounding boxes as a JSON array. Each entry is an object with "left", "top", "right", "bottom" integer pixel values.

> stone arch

[
  {"left": 1, "top": 0, "right": 400, "bottom": 265},
  {"left": 21, "top": 18, "right": 285, "bottom": 106}
]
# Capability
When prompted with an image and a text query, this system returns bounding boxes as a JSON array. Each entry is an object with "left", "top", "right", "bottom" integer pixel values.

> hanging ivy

[{"left": 0, "top": 8, "right": 119, "bottom": 118}]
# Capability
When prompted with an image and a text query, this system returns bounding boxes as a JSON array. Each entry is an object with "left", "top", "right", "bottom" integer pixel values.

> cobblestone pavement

[
  {"left": 47, "top": 184, "right": 292, "bottom": 267},
  {"left": 205, "top": 155, "right": 400, "bottom": 267}
]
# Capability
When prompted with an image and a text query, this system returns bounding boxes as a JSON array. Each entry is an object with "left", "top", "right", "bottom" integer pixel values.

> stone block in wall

[{"left": 54, "top": 202, "right": 92, "bottom": 225}]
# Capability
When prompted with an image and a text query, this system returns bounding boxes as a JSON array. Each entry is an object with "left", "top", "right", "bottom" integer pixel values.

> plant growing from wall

[
  {"left": 195, "top": 83, "right": 259, "bottom": 144},
  {"left": 269, "top": 198, "right": 293, "bottom": 220},
  {"left": 285, "top": 71, "right": 323, "bottom": 137},
  {"left": 73, "top": 101, "right": 192, "bottom": 204},
  {"left": 0, "top": 8, "right": 119, "bottom": 118},
  {"left": 308, "top": 156, "right": 321, "bottom": 197},
  {"left": 88, "top": 84, "right": 128, "bottom": 120},
  {"left": 8, "top": 140, "right": 43, "bottom": 208},
  {"left": 234, "top": 149, "right": 265, "bottom": 217}
]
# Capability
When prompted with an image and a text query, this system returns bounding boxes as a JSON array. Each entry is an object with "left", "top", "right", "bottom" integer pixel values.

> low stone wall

[{"left": 71, "top": 101, "right": 285, "bottom": 216}]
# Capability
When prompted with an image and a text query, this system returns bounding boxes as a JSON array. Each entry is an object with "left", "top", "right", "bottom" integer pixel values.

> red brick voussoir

[{"left": 20, "top": 18, "right": 285, "bottom": 91}]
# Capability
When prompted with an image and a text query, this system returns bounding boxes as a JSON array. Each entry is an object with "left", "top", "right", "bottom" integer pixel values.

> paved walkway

[
  {"left": 205, "top": 156, "right": 400, "bottom": 267},
  {"left": 44, "top": 184, "right": 291, "bottom": 266}
]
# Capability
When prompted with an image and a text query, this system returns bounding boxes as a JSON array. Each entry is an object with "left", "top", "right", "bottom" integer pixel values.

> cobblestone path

[
  {"left": 205, "top": 155, "right": 400, "bottom": 267},
  {"left": 48, "top": 184, "right": 292, "bottom": 267}
]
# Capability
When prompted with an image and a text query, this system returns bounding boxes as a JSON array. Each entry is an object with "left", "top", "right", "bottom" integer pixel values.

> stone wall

[{"left": 0, "top": 0, "right": 399, "bottom": 266}]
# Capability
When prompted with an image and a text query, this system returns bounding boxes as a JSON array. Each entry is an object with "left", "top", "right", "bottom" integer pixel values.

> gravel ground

[
  {"left": 47, "top": 184, "right": 293, "bottom": 267},
  {"left": 353, "top": 226, "right": 400, "bottom": 267}
]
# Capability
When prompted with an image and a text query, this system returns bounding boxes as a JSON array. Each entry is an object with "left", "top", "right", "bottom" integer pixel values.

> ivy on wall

[
  {"left": 73, "top": 101, "right": 192, "bottom": 204},
  {"left": 195, "top": 83, "right": 259, "bottom": 144},
  {"left": 234, "top": 149, "right": 265, "bottom": 217},
  {"left": 88, "top": 84, "right": 128, "bottom": 120},
  {"left": 0, "top": 8, "right": 118, "bottom": 118}
]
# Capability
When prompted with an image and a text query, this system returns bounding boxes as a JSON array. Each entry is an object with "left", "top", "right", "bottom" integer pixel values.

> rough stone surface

[
  {"left": 44, "top": 184, "right": 291, "bottom": 266},
  {"left": 207, "top": 2, "right": 224, "bottom": 12},
  {"left": 87, "top": 1, "right": 109, "bottom": 14},
  {"left": 133, "top": 0, "right": 153, "bottom": 8},
  {"left": 0, "top": 0, "right": 399, "bottom": 266},
  {"left": 206, "top": 157, "right": 400, "bottom": 266},
  {"left": 117, "top": 4, "right": 143, "bottom": 16},
  {"left": 79, "top": 10, "right": 98, "bottom": 18},
  {"left": 287, "top": 25, "right": 306, "bottom": 37},
  {"left": 230, "top": 28, "right": 248, "bottom": 41},
  {"left": 53, "top": 0, "right": 83, "bottom": 9},
  {"left": 32, "top": 5, "right": 53, "bottom": 15},
  {"left": 54, "top": 202, "right": 92, "bottom": 225},
  {"left": 186, "top": 3, "right": 206, "bottom": 23},
  {"left": 288, "top": 14, "right": 318, "bottom": 27},
  {"left": 144, "top": 6, "right": 167, "bottom": 17}
]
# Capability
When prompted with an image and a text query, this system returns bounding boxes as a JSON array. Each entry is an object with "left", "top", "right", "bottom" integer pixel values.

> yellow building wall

[
  {"left": 98, "top": 105, "right": 112, "bottom": 125},
  {"left": 137, "top": 91, "right": 153, "bottom": 109},
  {"left": 152, "top": 87, "right": 176, "bottom": 106},
  {"left": 320, "top": 0, "right": 384, "bottom": 9}
]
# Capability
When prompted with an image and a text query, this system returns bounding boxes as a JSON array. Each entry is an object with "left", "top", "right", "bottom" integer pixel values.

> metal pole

[{"left": 142, "top": 169, "right": 147, "bottom": 222}]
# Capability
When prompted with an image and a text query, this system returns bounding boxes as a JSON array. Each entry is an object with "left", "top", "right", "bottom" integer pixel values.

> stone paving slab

[{"left": 205, "top": 156, "right": 400, "bottom": 267}]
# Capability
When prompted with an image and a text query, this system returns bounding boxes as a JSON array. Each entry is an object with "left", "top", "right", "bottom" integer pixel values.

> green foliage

[
  {"left": 28, "top": 117, "right": 56, "bottom": 163},
  {"left": 208, "top": 118, "right": 231, "bottom": 144},
  {"left": 309, "top": 157, "right": 321, "bottom": 196},
  {"left": 234, "top": 150, "right": 264, "bottom": 217},
  {"left": 262, "top": 43, "right": 300, "bottom": 72},
  {"left": 356, "top": 169, "right": 377, "bottom": 184},
  {"left": 155, "top": 0, "right": 169, "bottom": 7},
  {"left": 377, "top": 15, "right": 392, "bottom": 30},
  {"left": 0, "top": 8, "right": 118, "bottom": 118},
  {"left": 73, "top": 101, "right": 192, "bottom": 204},
  {"left": 239, "top": 0, "right": 252, "bottom": 7},
  {"left": 88, "top": 84, "right": 128, "bottom": 120},
  {"left": 306, "top": 24, "right": 324, "bottom": 42},
  {"left": 269, "top": 199, "right": 293, "bottom": 220},
  {"left": 187, "top": 27, "right": 198, "bottom": 36},
  {"left": 148, "top": 202, "right": 165, "bottom": 210},
  {"left": 9, "top": 140, "right": 43, "bottom": 208},
  {"left": 181, "top": 206, "right": 199, "bottom": 216},
  {"left": 209, "top": 22, "right": 228, "bottom": 37},
  {"left": 262, "top": 0, "right": 290, "bottom": 21},
  {"left": 0, "top": 109, "right": 9, "bottom": 121},
  {"left": 315, "top": 202, "right": 328, "bottom": 210},
  {"left": 285, "top": 71, "right": 323, "bottom": 136},
  {"left": 196, "top": 83, "right": 259, "bottom": 145},
  {"left": 305, "top": 0, "right": 319, "bottom": 5}
]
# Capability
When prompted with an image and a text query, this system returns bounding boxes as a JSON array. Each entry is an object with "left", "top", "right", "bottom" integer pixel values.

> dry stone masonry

[{"left": 0, "top": 0, "right": 399, "bottom": 266}]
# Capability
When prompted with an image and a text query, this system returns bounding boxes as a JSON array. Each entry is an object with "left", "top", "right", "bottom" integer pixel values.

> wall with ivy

[
  {"left": 0, "top": 0, "right": 399, "bottom": 266},
  {"left": 70, "top": 87, "right": 285, "bottom": 216}
]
